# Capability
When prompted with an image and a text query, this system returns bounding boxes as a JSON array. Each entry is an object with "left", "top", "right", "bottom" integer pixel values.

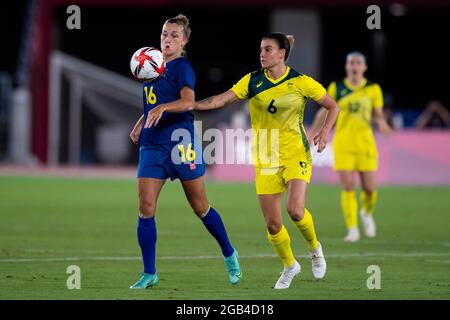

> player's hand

[
  {"left": 144, "top": 105, "right": 165, "bottom": 128},
  {"left": 129, "top": 126, "right": 141, "bottom": 145},
  {"left": 313, "top": 129, "right": 328, "bottom": 153},
  {"left": 379, "top": 121, "right": 394, "bottom": 136}
]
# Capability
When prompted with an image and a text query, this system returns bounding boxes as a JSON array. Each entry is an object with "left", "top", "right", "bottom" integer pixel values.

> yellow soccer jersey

[
  {"left": 231, "top": 67, "right": 326, "bottom": 168},
  {"left": 329, "top": 78, "right": 383, "bottom": 154}
]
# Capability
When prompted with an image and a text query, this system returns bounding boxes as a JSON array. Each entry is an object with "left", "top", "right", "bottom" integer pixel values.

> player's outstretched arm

[
  {"left": 195, "top": 90, "right": 238, "bottom": 111},
  {"left": 313, "top": 94, "right": 339, "bottom": 153}
]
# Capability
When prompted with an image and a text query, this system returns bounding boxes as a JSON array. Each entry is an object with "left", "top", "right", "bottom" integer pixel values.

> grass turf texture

[{"left": 0, "top": 176, "right": 449, "bottom": 299}]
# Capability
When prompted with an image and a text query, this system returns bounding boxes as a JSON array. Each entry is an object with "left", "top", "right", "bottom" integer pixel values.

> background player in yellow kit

[
  {"left": 312, "top": 51, "right": 392, "bottom": 242},
  {"left": 196, "top": 33, "right": 339, "bottom": 289}
]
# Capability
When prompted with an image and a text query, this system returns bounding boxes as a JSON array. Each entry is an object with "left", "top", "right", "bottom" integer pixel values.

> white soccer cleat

[
  {"left": 344, "top": 226, "right": 360, "bottom": 242},
  {"left": 274, "top": 260, "right": 301, "bottom": 289},
  {"left": 311, "top": 242, "right": 327, "bottom": 279},
  {"left": 360, "top": 210, "right": 376, "bottom": 238}
]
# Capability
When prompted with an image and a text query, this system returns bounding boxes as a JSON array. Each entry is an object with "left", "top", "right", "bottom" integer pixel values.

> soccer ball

[{"left": 130, "top": 47, "right": 165, "bottom": 81}]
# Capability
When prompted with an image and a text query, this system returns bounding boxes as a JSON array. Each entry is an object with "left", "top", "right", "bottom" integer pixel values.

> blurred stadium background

[
  {"left": 1, "top": 0, "right": 449, "bottom": 300},
  {"left": 2, "top": 0, "right": 450, "bottom": 176}
]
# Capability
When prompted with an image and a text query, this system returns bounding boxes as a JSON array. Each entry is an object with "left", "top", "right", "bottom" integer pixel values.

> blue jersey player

[{"left": 129, "top": 14, "right": 241, "bottom": 289}]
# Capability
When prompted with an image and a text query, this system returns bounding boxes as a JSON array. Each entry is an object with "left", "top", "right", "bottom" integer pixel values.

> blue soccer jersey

[
  {"left": 136, "top": 56, "right": 204, "bottom": 181},
  {"left": 139, "top": 56, "right": 195, "bottom": 146}
]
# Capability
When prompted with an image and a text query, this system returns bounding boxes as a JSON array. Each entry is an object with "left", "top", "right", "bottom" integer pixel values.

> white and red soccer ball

[{"left": 130, "top": 47, "right": 165, "bottom": 81}]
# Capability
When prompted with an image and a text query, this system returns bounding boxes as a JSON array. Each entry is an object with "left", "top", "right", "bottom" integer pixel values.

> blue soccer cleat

[
  {"left": 129, "top": 273, "right": 159, "bottom": 289},
  {"left": 224, "top": 249, "right": 242, "bottom": 285}
]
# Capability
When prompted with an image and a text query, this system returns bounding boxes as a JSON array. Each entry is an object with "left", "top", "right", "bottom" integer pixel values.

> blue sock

[
  {"left": 137, "top": 216, "right": 156, "bottom": 275},
  {"left": 201, "top": 207, "right": 234, "bottom": 257}
]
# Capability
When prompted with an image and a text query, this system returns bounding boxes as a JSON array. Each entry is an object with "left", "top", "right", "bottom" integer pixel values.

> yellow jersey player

[
  {"left": 196, "top": 33, "right": 339, "bottom": 289},
  {"left": 312, "top": 51, "right": 392, "bottom": 242}
]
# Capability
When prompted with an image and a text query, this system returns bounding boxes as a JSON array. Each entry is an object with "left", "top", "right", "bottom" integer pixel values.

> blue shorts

[{"left": 137, "top": 143, "right": 205, "bottom": 181}]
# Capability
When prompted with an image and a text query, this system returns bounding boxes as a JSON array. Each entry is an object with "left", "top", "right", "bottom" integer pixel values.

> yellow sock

[
  {"left": 267, "top": 225, "right": 296, "bottom": 267},
  {"left": 341, "top": 191, "right": 358, "bottom": 229},
  {"left": 292, "top": 208, "right": 319, "bottom": 251},
  {"left": 360, "top": 191, "right": 378, "bottom": 215}
]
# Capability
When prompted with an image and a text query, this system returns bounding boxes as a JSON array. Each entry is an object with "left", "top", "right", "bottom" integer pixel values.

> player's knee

[
  {"left": 341, "top": 177, "right": 356, "bottom": 191},
  {"left": 362, "top": 187, "right": 376, "bottom": 195},
  {"left": 286, "top": 203, "right": 305, "bottom": 221},
  {"left": 343, "top": 184, "right": 355, "bottom": 192},
  {"left": 139, "top": 199, "right": 156, "bottom": 218},
  {"left": 266, "top": 221, "right": 282, "bottom": 235},
  {"left": 191, "top": 199, "right": 209, "bottom": 217}
]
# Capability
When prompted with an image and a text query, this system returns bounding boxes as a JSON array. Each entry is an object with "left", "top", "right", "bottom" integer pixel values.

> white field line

[
  {"left": 0, "top": 252, "right": 449, "bottom": 263},
  {"left": 425, "top": 259, "right": 450, "bottom": 264}
]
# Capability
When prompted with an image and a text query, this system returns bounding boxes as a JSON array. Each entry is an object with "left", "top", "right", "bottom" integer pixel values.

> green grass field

[{"left": 0, "top": 176, "right": 449, "bottom": 299}]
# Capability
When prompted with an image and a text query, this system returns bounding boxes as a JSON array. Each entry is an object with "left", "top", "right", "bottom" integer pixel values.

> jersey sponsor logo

[{"left": 256, "top": 81, "right": 264, "bottom": 88}]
